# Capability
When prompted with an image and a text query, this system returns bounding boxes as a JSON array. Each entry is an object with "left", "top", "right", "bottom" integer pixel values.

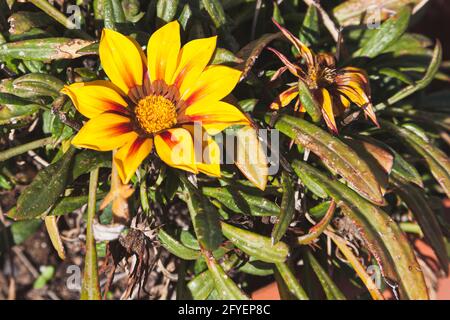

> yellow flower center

[{"left": 134, "top": 95, "right": 177, "bottom": 134}]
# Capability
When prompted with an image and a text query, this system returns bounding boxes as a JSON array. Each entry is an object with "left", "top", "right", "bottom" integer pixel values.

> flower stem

[
  {"left": 139, "top": 176, "right": 151, "bottom": 216},
  {"left": 28, "top": 0, "right": 92, "bottom": 39},
  {"left": 0, "top": 137, "right": 54, "bottom": 162},
  {"left": 80, "top": 168, "right": 101, "bottom": 300},
  {"left": 28, "top": 0, "right": 78, "bottom": 29}
]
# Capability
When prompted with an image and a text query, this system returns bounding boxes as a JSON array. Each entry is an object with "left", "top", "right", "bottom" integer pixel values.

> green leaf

[
  {"left": 157, "top": 0, "right": 178, "bottom": 24},
  {"left": 271, "top": 172, "right": 295, "bottom": 244},
  {"left": 80, "top": 169, "right": 101, "bottom": 300},
  {"left": 203, "top": 186, "right": 279, "bottom": 217},
  {"left": 188, "top": 254, "right": 240, "bottom": 300},
  {"left": 158, "top": 228, "right": 200, "bottom": 260},
  {"left": 10, "top": 219, "right": 42, "bottom": 244},
  {"left": 293, "top": 162, "right": 328, "bottom": 198},
  {"left": 272, "top": 1, "right": 284, "bottom": 25},
  {"left": 178, "top": 3, "right": 192, "bottom": 29},
  {"left": 72, "top": 150, "right": 112, "bottom": 180},
  {"left": 239, "top": 259, "right": 274, "bottom": 276},
  {"left": 12, "top": 147, "right": 76, "bottom": 220},
  {"left": 8, "top": 11, "right": 53, "bottom": 35},
  {"left": 180, "top": 230, "right": 200, "bottom": 250},
  {"left": 236, "top": 32, "right": 282, "bottom": 79},
  {"left": 306, "top": 251, "right": 346, "bottom": 300},
  {"left": 297, "top": 200, "right": 336, "bottom": 245},
  {"left": 354, "top": 7, "right": 411, "bottom": 58},
  {"left": 343, "top": 138, "right": 393, "bottom": 195},
  {"left": 10, "top": 73, "right": 64, "bottom": 98},
  {"left": 238, "top": 98, "right": 258, "bottom": 112},
  {"left": 211, "top": 47, "right": 242, "bottom": 65},
  {"left": 299, "top": 4, "right": 319, "bottom": 46},
  {"left": 309, "top": 201, "right": 332, "bottom": 219},
  {"left": 271, "top": 114, "right": 384, "bottom": 205},
  {"left": 51, "top": 195, "right": 87, "bottom": 216},
  {"left": 122, "top": 0, "right": 144, "bottom": 23},
  {"left": 274, "top": 262, "right": 309, "bottom": 300},
  {"left": 379, "top": 67, "right": 414, "bottom": 85},
  {"left": 0, "top": 38, "right": 94, "bottom": 61},
  {"left": 182, "top": 177, "right": 222, "bottom": 251},
  {"left": 201, "top": 0, "right": 238, "bottom": 50},
  {"left": 0, "top": 174, "right": 12, "bottom": 190},
  {"left": 390, "top": 148, "right": 423, "bottom": 187},
  {"left": 297, "top": 79, "right": 322, "bottom": 123},
  {"left": 392, "top": 176, "right": 448, "bottom": 273},
  {"left": 33, "top": 265, "right": 55, "bottom": 289},
  {"left": 187, "top": 270, "right": 215, "bottom": 300},
  {"left": 334, "top": 0, "right": 421, "bottom": 27},
  {"left": 383, "top": 120, "right": 450, "bottom": 198},
  {"left": 292, "top": 160, "right": 429, "bottom": 300},
  {"left": 0, "top": 92, "right": 40, "bottom": 121},
  {"left": 221, "top": 222, "right": 289, "bottom": 263},
  {"left": 381, "top": 41, "right": 442, "bottom": 106},
  {"left": 204, "top": 252, "right": 249, "bottom": 300}
]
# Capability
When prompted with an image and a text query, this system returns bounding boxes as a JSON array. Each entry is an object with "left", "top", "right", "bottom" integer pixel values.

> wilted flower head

[
  {"left": 269, "top": 19, "right": 378, "bottom": 133},
  {"left": 62, "top": 21, "right": 249, "bottom": 183}
]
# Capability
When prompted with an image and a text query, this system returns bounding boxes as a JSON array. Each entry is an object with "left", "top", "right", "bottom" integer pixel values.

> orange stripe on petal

[
  {"left": 267, "top": 47, "right": 301, "bottom": 77},
  {"left": 182, "top": 125, "right": 221, "bottom": 177},
  {"left": 154, "top": 128, "right": 198, "bottom": 173},
  {"left": 318, "top": 88, "right": 338, "bottom": 134},
  {"left": 272, "top": 18, "right": 314, "bottom": 66},
  {"left": 99, "top": 29, "right": 145, "bottom": 94},
  {"left": 270, "top": 86, "right": 298, "bottom": 110},
  {"left": 114, "top": 137, "right": 153, "bottom": 183},
  {"left": 171, "top": 36, "right": 217, "bottom": 97},
  {"left": 61, "top": 81, "right": 128, "bottom": 119},
  {"left": 337, "top": 84, "right": 369, "bottom": 107},
  {"left": 72, "top": 112, "right": 136, "bottom": 151}
]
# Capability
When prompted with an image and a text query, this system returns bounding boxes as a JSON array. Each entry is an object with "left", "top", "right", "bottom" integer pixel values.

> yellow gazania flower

[
  {"left": 269, "top": 19, "right": 378, "bottom": 133},
  {"left": 62, "top": 21, "right": 249, "bottom": 183}
]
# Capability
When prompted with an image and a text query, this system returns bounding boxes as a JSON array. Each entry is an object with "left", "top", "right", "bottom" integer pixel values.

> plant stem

[
  {"left": 139, "top": 176, "right": 150, "bottom": 216},
  {"left": 80, "top": 168, "right": 101, "bottom": 300},
  {"left": 0, "top": 137, "right": 54, "bottom": 162},
  {"left": 28, "top": 0, "right": 78, "bottom": 29}
]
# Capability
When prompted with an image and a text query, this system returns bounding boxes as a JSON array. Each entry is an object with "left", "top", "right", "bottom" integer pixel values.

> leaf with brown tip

[
  {"left": 235, "top": 126, "right": 269, "bottom": 191},
  {"left": 272, "top": 115, "right": 384, "bottom": 205}
]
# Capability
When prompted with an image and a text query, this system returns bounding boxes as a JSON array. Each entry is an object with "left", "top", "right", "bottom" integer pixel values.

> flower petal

[
  {"left": 154, "top": 128, "right": 197, "bottom": 173},
  {"left": 338, "top": 94, "right": 351, "bottom": 109},
  {"left": 337, "top": 83, "right": 379, "bottom": 127},
  {"left": 72, "top": 112, "right": 136, "bottom": 151},
  {"left": 114, "top": 137, "right": 153, "bottom": 183},
  {"left": 147, "top": 21, "right": 181, "bottom": 84},
  {"left": 182, "top": 101, "right": 249, "bottom": 135},
  {"left": 272, "top": 18, "right": 314, "bottom": 66},
  {"left": 183, "top": 125, "right": 221, "bottom": 177},
  {"left": 99, "top": 29, "right": 145, "bottom": 94},
  {"left": 338, "top": 67, "right": 370, "bottom": 89},
  {"left": 171, "top": 36, "right": 217, "bottom": 97},
  {"left": 61, "top": 81, "right": 128, "bottom": 119},
  {"left": 337, "top": 84, "right": 368, "bottom": 107},
  {"left": 197, "top": 134, "right": 221, "bottom": 177},
  {"left": 267, "top": 47, "right": 302, "bottom": 78},
  {"left": 270, "top": 86, "right": 298, "bottom": 110},
  {"left": 183, "top": 65, "right": 241, "bottom": 106},
  {"left": 318, "top": 88, "right": 338, "bottom": 134}
]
